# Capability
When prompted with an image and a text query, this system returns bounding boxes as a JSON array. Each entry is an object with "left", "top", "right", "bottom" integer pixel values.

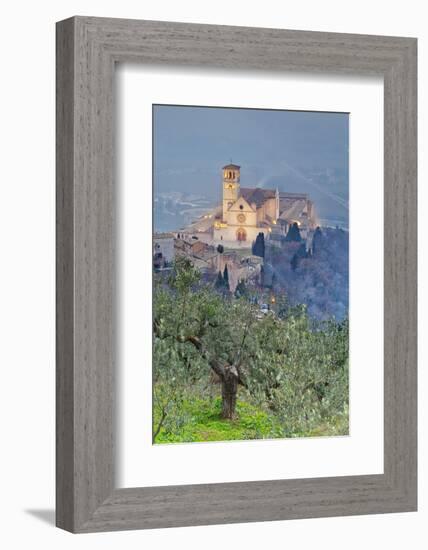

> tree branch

[
  {"left": 152, "top": 406, "right": 167, "bottom": 443},
  {"left": 154, "top": 322, "right": 229, "bottom": 380},
  {"left": 184, "top": 335, "right": 226, "bottom": 378},
  {"left": 185, "top": 332, "right": 248, "bottom": 387}
]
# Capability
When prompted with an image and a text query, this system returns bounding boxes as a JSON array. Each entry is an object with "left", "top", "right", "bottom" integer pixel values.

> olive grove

[{"left": 153, "top": 257, "right": 349, "bottom": 443}]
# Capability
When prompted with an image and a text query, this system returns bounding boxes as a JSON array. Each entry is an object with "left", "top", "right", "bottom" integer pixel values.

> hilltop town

[{"left": 153, "top": 163, "right": 348, "bottom": 319}]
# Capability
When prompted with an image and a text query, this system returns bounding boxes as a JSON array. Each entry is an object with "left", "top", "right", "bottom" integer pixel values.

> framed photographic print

[
  {"left": 56, "top": 17, "right": 417, "bottom": 532},
  {"left": 150, "top": 104, "right": 351, "bottom": 445}
]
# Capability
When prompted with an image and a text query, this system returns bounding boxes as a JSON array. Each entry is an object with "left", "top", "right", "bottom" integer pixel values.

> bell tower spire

[{"left": 222, "top": 163, "right": 240, "bottom": 221}]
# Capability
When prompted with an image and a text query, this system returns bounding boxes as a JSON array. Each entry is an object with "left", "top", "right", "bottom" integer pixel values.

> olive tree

[
  {"left": 154, "top": 257, "right": 257, "bottom": 421},
  {"left": 153, "top": 257, "right": 349, "bottom": 438}
]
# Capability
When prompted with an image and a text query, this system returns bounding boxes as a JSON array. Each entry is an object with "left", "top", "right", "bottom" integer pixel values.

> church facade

[{"left": 211, "top": 163, "right": 316, "bottom": 246}]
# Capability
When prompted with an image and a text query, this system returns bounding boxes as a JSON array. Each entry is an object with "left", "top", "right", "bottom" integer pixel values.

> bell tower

[{"left": 222, "top": 163, "right": 240, "bottom": 221}]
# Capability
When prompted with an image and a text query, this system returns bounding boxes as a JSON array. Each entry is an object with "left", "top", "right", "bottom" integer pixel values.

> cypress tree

[
  {"left": 215, "top": 270, "right": 224, "bottom": 289},
  {"left": 260, "top": 264, "right": 265, "bottom": 287},
  {"left": 285, "top": 222, "right": 302, "bottom": 242},
  {"left": 223, "top": 264, "right": 229, "bottom": 290},
  {"left": 253, "top": 232, "right": 265, "bottom": 258},
  {"left": 290, "top": 243, "right": 307, "bottom": 271},
  {"left": 312, "top": 226, "right": 323, "bottom": 255},
  {"left": 271, "top": 272, "right": 277, "bottom": 289}
]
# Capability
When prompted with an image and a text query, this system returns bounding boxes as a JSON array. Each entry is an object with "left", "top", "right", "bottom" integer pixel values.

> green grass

[
  {"left": 153, "top": 396, "right": 348, "bottom": 444},
  {"left": 154, "top": 396, "right": 284, "bottom": 444}
]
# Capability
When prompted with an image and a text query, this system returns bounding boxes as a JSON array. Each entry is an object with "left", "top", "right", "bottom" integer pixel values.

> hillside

[{"left": 264, "top": 227, "right": 349, "bottom": 320}]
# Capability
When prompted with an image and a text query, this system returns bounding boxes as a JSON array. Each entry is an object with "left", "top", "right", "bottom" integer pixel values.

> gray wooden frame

[{"left": 56, "top": 16, "right": 417, "bottom": 533}]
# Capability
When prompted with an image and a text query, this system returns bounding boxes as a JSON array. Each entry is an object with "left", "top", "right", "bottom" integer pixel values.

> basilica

[{"left": 186, "top": 163, "right": 317, "bottom": 248}]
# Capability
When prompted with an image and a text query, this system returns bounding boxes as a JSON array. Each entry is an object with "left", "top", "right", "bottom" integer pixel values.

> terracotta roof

[
  {"left": 279, "top": 199, "right": 307, "bottom": 220},
  {"left": 240, "top": 187, "right": 276, "bottom": 207}
]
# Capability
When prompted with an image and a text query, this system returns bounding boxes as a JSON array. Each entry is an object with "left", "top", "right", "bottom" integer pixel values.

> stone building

[
  {"left": 153, "top": 233, "right": 175, "bottom": 269},
  {"left": 187, "top": 163, "right": 317, "bottom": 248}
]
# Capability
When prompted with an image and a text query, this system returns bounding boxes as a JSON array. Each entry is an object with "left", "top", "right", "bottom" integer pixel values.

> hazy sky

[{"left": 153, "top": 105, "right": 349, "bottom": 225}]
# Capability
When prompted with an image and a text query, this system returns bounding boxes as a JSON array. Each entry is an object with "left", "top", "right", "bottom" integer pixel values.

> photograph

[
  {"left": 0, "top": 2, "right": 419, "bottom": 542},
  {"left": 152, "top": 104, "right": 350, "bottom": 444}
]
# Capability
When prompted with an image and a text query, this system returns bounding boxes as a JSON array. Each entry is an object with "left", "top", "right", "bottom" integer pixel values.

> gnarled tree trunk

[
  {"left": 183, "top": 335, "right": 242, "bottom": 420},
  {"left": 221, "top": 366, "right": 239, "bottom": 419}
]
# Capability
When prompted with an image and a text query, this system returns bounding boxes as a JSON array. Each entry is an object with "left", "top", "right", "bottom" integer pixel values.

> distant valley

[{"left": 154, "top": 192, "right": 215, "bottom": 232}]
